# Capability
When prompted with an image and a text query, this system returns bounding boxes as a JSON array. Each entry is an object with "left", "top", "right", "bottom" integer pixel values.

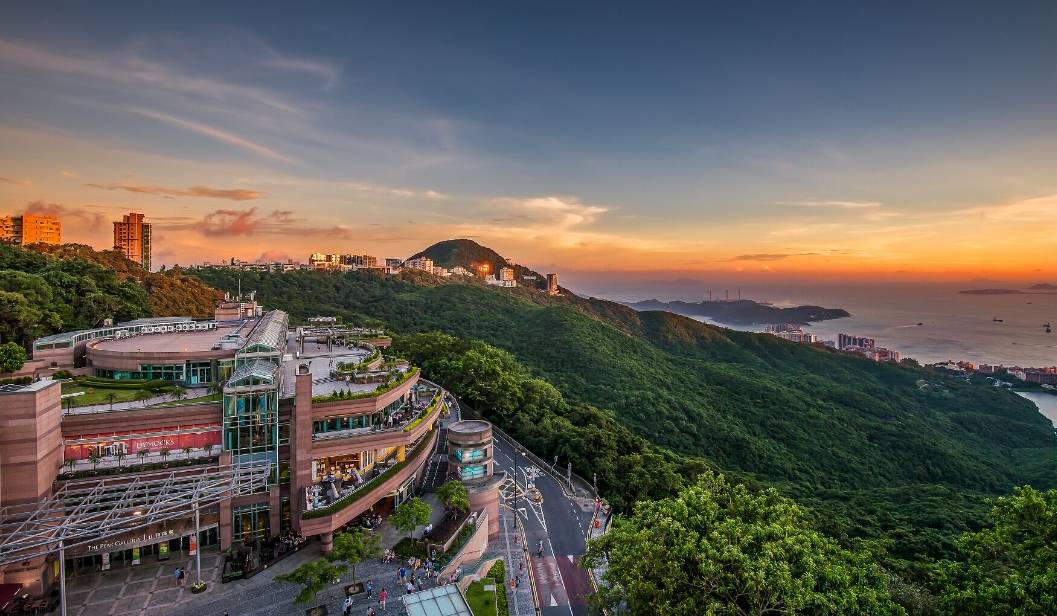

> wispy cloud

[
  {"left": 726, "top": 253, "right": 815, "bottom": 262},
  {"left": 0, "top": 37, "right": 306, "bottom": 115},
  {"left": 85, "top": 181, "right": 263, "bottom": 201},
  {"left": 343, "top": 181, "right": 448, "bottom": 200},
  {"left": 162, "top": 207, "right": 348, "bottom": 239},
  {"left": 123, "top": 108, "right": 293, "bottom": 163},
  {"left": 487, "top": 196, "right": 609, "bottom": 230},
  {"left": 0, "top": 176, "right": 30, "bottom": 186},
  {"left": 775, "top": 200, "right": 882, "bottom": 209}
]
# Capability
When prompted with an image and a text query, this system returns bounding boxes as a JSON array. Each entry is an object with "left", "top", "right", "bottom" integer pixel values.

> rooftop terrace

[{"left": 90, "top": 323, "right": 246, "bottom": 354}]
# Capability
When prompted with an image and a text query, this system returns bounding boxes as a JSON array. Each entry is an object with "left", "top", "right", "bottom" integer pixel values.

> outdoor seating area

[{"left": 307, "top": 458, "right": 398, "bottom": 511}]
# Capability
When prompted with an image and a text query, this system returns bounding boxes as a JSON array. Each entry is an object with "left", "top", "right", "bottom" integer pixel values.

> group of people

[
  {"left": 342, "top": 582, "right": 385, "bottom": 616},
  {"left": 277, "top": 530, "right": 306, "bottom": 554},
  {"left": 361, "top": 513, "right": 383, "bottom": 530},
  {"left": 396, "top": 556, "right": 454, "bottom": 594}
]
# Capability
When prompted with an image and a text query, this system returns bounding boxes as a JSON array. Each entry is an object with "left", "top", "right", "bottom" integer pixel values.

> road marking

[{"left": 550, "top": 594, "right": 558, "bottom": 607}]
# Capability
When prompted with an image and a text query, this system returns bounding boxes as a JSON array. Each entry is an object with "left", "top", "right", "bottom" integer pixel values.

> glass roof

[
  {"left": 226, "top": 359, "right": 279, "bottom": 387},
  {"left": 239, "top": 310, "right": 288, "bottom": 355},
  {"left": 402, "top": 584, "right": 474, "bottom": 616}
]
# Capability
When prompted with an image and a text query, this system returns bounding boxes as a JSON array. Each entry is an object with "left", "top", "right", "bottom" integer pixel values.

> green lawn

[
  {"left": 464, "top": 578, "right": 498, "bottom": 616},
  {"left": 60, "top": 383, "right": 156, "bottom": 407}
]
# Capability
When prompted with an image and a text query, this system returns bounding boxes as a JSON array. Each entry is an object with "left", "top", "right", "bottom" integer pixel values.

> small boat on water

[
  {"left": 916, "top": 322, "right": 923, "bottom": 326},
  {"left": 1046, "top": 322, "right": 1052, "bottom": 333},
  {"left": 993, "top": 317, "right": 1004, "bottom": 322}
]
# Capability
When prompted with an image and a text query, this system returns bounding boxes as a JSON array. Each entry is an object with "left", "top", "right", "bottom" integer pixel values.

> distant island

[
  {"left": 624, "top": 298, "right": 850, "bottom": 325},
  {"left": 960, "top": 286, "right": 1057, "bottom": 295},
  {"left": 959, "top": 288, "right": 1026, "bottom": 295}
]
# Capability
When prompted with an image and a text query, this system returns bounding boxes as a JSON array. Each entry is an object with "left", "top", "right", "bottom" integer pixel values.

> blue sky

[{"left": 0, "top": 1, "right": 1055, "bottom": 279}]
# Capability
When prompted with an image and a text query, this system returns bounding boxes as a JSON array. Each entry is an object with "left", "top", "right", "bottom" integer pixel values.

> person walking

[
  {"left": 398, "top": 566, "right": 406, "bottom": 582},
  {"left": 379, "top": 588, "right": 388, "bottom": 612},
  {"left": 343, "top": 595, "right": 353, "bottom": 616},
  {"left": 537, "top": 539, "right": 544, "bottom": 558},
  {"left": 405, "top": 580, "right": 414, "bottom": 595},
  {"left": 366, "top": 579, "right": 373, "bottom": 599}
]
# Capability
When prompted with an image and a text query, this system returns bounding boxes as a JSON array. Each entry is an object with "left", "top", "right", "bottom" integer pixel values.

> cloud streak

[
  {"left": 85, "top": 182, "right": 263, "bottom": 201},
  {"left": 124, "top": 108, "right": 293, "bottom": 163},
  {"left": 776, "top": 200, "right": 882, "bottom": 209},
  {"left": 161, "top": 207, "right": 348, "bottom": 239}
]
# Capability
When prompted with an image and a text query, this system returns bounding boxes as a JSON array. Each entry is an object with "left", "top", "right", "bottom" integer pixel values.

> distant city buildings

[
  {"left": 450, "top": 265, "right": 471, "bottom": 276},
  {"left": 837, "top": 332, "right": 900, "bottom": 362},
  {"left": 766, "top": 324, "right": 818, "bottom": 344},
  {"left": 113, "top": 212, "right": 152, "bottom": 271},
  {"left": 404, "top": 256, "right": 434, "bottom": 272},
  {"left": 0, "top": 214, "right": 62, "bottom": 245},
  {"left": 1009, "top": 367, "right": 1057, "bottom": 385},
  {"left": 202, "top": 258, "right": 303, "bottom": 272}
]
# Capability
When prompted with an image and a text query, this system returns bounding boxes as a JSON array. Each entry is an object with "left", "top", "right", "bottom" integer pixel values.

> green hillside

[
  {"left": 191, "top": 265, "right": 1057, "bottom": 581},
  {"left": 0, "top": 242, "right": 220, "bottom": 349}
]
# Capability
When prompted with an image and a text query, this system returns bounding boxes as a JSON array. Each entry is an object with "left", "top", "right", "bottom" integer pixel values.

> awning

[{"left": 0, "top": 583, "right": 22, "bottom": 609}]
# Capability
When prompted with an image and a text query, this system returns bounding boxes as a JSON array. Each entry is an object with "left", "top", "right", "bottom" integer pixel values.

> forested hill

[
  {"left": 0, "top": 242, "right": 220, "bottom": 348},
  {"left": 408, "top": 238, "right": 546, "bottom": 282},
  {"left": 190, "top": 265, "right": 1057, "bottom": 582}
]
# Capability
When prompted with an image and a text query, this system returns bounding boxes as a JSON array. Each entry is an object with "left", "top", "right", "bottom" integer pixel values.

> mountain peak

[{"left": 409, "top": 238, "right": 545, "bottom": 281}]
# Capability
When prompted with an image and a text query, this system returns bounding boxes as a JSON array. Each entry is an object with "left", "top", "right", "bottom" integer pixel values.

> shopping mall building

[{"left": 0, "top": 300, "right": 464, "bottom": 599}]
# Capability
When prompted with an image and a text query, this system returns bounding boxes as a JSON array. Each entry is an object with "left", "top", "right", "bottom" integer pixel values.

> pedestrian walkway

[
  {"left": 491, "top": 504, "right": 536, "bottom": 616},
  {"left": 63, "top": 550, "right": 223, "bottom": 615}
]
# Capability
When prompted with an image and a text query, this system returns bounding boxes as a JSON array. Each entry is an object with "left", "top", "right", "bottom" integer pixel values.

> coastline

[{"left": 1016, "top": 391, "right": 1057, "bottom": 429}]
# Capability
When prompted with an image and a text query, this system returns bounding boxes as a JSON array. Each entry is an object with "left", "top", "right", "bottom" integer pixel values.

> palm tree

[
  {"left": 203, "top": 443, "right": 215, "bottom": 458},
  {"left": 106, "top": 392, "right": 117, "bottom": 410},
  {"left": 182, "top": 446, "right": 193, "bottom": 460},
  {"left": 159, "top": 449, "right": 171, "bottom": 464},
  {"left": 114, "top": 448, "right": 127, "bottom": 468},
  {"left": 134, "top": 389, "right": 153, "bottom": 407},
  {"left": 87, "top": 450, "right": 102, "bottom": 472},
  {"left": 137, "top": 450, "right": 149, "bottom": 466},
  {"left": 170, "top": 387, "right": 188, "bottom": 403},
  {"left": 63, "top": 458, "right": 77, "bottom": 475}
]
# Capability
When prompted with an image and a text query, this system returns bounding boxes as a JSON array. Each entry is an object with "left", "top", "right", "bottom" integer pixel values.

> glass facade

[
  {"left": 454, "top": 448, "right": 485, "bottom": 462},
  {"left": 232, "top": 503, "right": 270, "bottom": 544},
  {"left": 459, "top": 465, "right": 486, "bottom": 480},
  {"left": 95, "top": 360, "right": 217, "bottom": 385}
]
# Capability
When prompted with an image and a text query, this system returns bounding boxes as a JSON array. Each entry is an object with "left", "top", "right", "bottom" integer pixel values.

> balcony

[
  {"left": 299, "top": 430, "right": 438, "bottom": 535},
  {"left": 310, "top": 390, "right": 444, "bottom": 457}
]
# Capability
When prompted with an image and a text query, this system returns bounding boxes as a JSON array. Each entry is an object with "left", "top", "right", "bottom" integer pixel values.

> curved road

[{"left": 491, "top": 432, "right": 596, "bottom": 616}]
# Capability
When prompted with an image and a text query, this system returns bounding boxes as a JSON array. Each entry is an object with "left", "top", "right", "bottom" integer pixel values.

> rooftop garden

[{"left": 311, "top": 367, "right": 419, "bottom": 404}]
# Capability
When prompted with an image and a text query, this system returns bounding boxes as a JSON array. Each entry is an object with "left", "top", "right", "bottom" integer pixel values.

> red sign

[{"left": 64, "top": 428, "right": 221, "bottom": 461}]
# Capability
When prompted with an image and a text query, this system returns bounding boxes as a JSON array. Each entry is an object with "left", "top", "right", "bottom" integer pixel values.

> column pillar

[
  {"left": 219, "top": 450, "right": 233, "bottom": 549},
  {"left": 291, "top": 364, "right": 314, "bottom": 533},
  {"left": 320, "top": 532, "right": 334, "bottom": 555},
  {"left": 396, "top": 445, "right": 406, "bottom": 462},
  {"left": 268, "top": 485, "right": 281, "bottom": 538}
]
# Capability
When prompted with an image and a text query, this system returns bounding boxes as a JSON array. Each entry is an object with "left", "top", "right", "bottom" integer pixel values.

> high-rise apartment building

[
  {"left": 546, "top": 273, "right": 559, "bottom": 295},
  {"left": 113, "top": 212, "right": 151, "bottom": 271},
  {"left": 0, "top": 214, "right": 62, "bottom": 245}
]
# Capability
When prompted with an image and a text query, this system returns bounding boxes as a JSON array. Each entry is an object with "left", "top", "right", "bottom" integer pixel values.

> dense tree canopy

[
  {"left": 585, "top": 472, "right": 904, "bottom": 615},
  {"left": 0, "top": 243, "right": 220, "bottom": 350},
  {"left": 935, "top": 486, "right": 1057, "bottom": 615}
]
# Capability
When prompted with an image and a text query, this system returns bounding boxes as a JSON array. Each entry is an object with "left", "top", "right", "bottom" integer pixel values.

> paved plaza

[{"left": 63, "top": 551, "right": 224, "bottom": 615}]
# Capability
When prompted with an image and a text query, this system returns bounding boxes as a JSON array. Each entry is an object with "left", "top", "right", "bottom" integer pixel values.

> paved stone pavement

[{"left": 64, "top": 550, "right": 223, "bottom": 615}]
